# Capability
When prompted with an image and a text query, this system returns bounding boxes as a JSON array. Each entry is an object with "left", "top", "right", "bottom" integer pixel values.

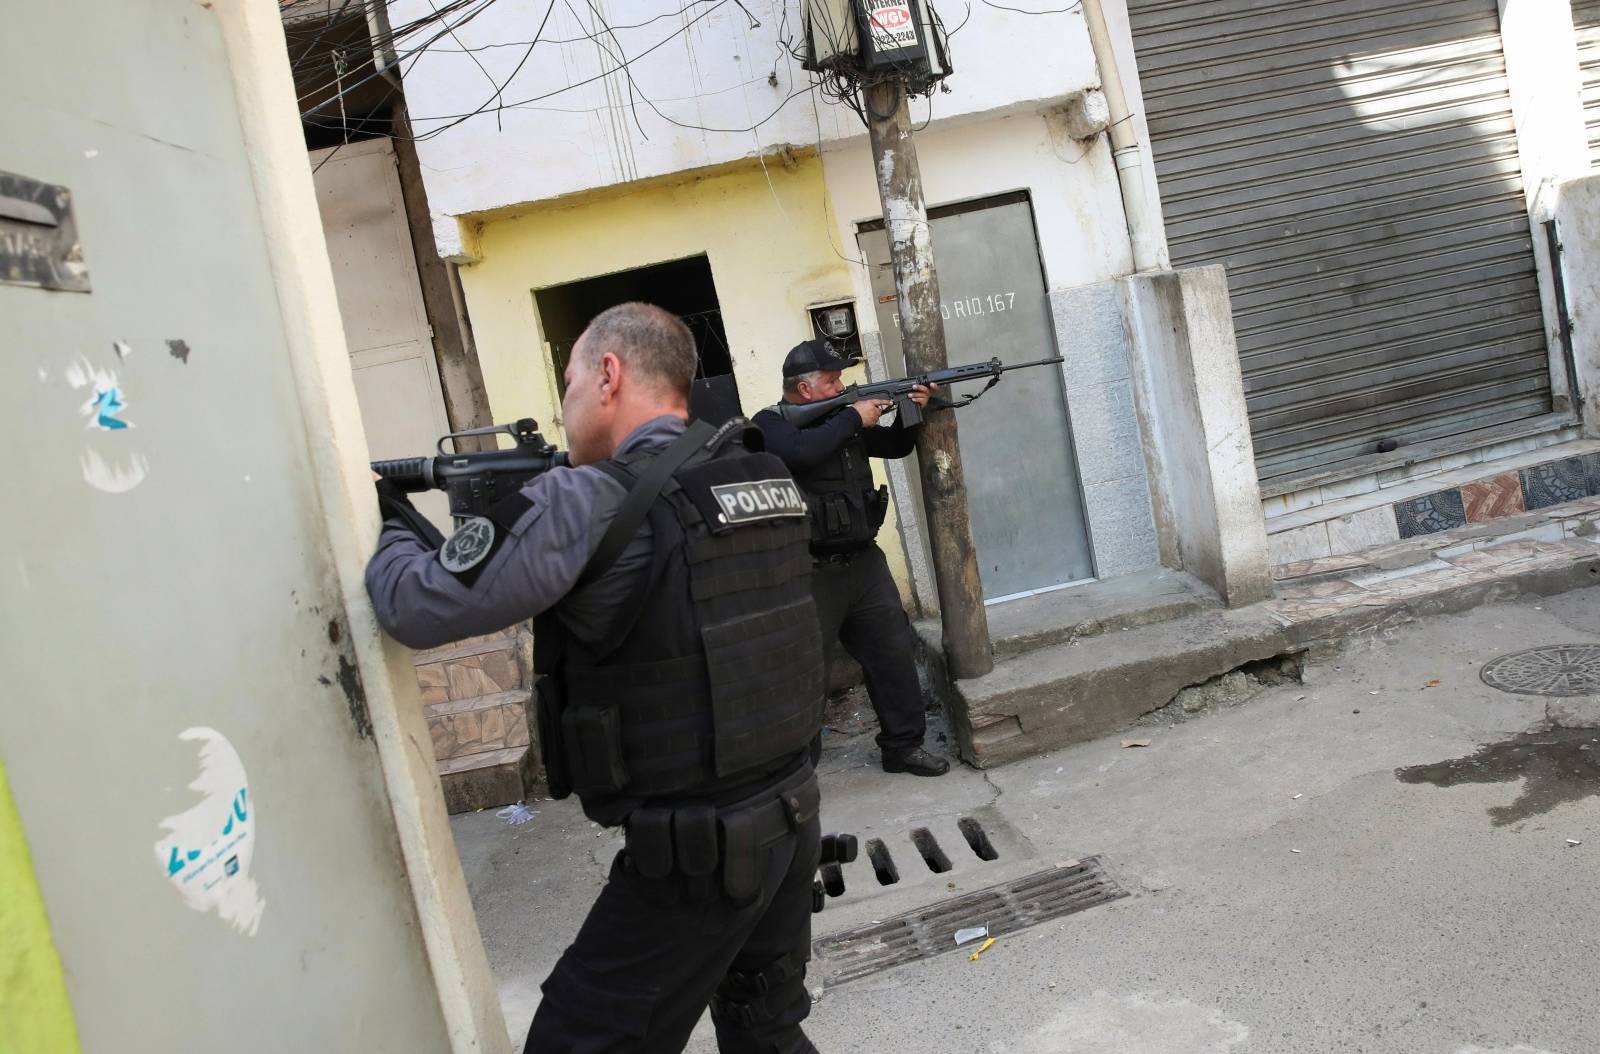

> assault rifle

[
  {"left": 774, "top": 355, "right": 1065, "bottom": 429},
  {"left": 371, "top": 418, "right": 568, "bottom": 524}
]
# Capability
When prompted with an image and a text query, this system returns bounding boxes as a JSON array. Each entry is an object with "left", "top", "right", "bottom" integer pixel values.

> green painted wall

[{"left": 0, "top": 760, "right": 80, "bottom": 1054}]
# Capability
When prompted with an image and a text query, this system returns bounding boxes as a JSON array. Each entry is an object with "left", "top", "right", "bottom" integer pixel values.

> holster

[{"left": 869, "top": 485, "right": 889, "bottom": 533}]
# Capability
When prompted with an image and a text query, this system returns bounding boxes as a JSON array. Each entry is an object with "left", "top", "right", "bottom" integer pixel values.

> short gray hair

[
  {"left": 782, "top": 370, "right": 824, "bottom": 395},
  {"left": 578, "top": 302, "right": 696, "bottom": 398}
]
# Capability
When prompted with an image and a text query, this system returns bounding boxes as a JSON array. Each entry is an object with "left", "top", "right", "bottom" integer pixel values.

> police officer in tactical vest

[
  {"left": 753, "top": 339, "right": 950, "bottom": 778},
  {"left": 367, "top": 304, "right": 827, "bottom": 1053}
]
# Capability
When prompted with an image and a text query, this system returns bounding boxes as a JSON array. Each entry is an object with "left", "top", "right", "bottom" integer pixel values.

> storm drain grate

[
  {"left": 1481, "top": 645, "right": 1600, "bottom": 696},
  {"left": 812, "top": 857, "right": 1128, "bottom": 986}
]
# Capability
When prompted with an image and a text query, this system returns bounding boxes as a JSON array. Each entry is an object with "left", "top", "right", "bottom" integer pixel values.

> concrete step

[
  {"left": 951, "top": 604, "right": 1290, "bottom": 767},
  {"left": 946, "top": 531, "right": 1600, "bottom": 769},
  {"left": 916, "top": 568, "right": 1218, "bottom": 664},
  {"left": 425, "top": 689, "right": 530, "bottom": 764},
  {"left": 438, "top": 745, "right": 526, "bottom": 815}
]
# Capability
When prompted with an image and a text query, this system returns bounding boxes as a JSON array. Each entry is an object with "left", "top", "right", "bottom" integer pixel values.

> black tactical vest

[
  {"left": 534, "top": 424, "right": 825, "bottom": 826},
  {"left": 790, "top": 427, "right": 886, "bottom": 554}
]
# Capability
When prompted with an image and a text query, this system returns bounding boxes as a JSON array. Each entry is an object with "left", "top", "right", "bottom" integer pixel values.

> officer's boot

[{"left": 882, "top": 746, "right": 950, "bottom": 777}]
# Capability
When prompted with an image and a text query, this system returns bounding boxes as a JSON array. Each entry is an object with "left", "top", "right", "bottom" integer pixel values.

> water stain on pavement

[{"left": 1396, "top": 726, "right": 1600, "bottom": 826}]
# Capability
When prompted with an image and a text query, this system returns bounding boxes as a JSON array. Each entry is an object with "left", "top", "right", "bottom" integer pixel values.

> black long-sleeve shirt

[{"left": 751, "top": 404, "right": 918, "bottom": 472}]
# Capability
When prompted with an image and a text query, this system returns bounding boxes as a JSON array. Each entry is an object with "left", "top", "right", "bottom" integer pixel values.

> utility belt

[{"left": 622, "top": 762, "right": 819, "bottom": 905}]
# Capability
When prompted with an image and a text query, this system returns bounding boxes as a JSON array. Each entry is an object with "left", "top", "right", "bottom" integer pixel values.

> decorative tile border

[
  {"left": 1394, "top": 488, "right": 1466, "bottom": 539},
  {"left": 1521, "top": 456, "right": 1595, "bottom": 510},
  {"left": 1461, "top": 471, "right": 1525, "bottom": 522}
]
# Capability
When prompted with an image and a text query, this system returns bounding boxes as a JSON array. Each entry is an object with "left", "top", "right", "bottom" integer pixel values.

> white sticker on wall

[{"left": 153, "top": 727, "right": 264, "bottom": 935}]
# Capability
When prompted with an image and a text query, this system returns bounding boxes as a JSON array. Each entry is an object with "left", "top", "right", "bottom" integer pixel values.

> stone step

[
  {"left": 425, "top": 689, "right": 531, "bottom": 764},
  {"left": 946, "top": 536, "right": 1600, "bottom": 768},
  {"left": 1273, "top": 496, "right": 1600, "bottom": 585},
  {"left": 414, "top": 635, "right": 526, "bottom": 707},
  {"left": 1264, "top": 438, "right": 1600, "bottom": 566},
  {"left": 916, "top": 568, "right": 1217, "bottom": 665},
  {"left": 438, "top": 746, "right": 526, "bottom": 815}
]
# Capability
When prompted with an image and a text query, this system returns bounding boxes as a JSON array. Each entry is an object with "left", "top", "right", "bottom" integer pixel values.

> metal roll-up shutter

[
  {"left": 1128, "top": 0, "right": 1552, "bottom": 483},
  {"left": 1576, "top": 0, "right": 1600, "bottom": 168}
]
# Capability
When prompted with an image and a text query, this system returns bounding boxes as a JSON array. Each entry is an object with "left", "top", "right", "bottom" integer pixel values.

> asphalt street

[{"left": 451, "top": 589, "right": 1600, "bottom": 1053}]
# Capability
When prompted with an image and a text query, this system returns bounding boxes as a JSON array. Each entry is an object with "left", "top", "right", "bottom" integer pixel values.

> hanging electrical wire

[{"left": 294, "top": 0, "right": 1007, "bottom": 147}]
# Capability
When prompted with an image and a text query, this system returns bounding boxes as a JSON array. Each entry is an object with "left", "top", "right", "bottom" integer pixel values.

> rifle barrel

[{"left": 1000, "top": 356, "right": 1065, "bottom": 371}]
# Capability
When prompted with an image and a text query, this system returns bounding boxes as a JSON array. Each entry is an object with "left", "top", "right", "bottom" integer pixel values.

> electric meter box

[
  {"left": 857, "top": 0, "right": 931, "bottom": 70},
  {"left": 803, "top": 0, "right": 948, "bottom": 81}
]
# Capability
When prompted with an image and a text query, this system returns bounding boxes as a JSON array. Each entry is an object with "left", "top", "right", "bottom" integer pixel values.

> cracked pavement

[{"left": 450, "top": 589, "right": 1600, "bottom": 1052}]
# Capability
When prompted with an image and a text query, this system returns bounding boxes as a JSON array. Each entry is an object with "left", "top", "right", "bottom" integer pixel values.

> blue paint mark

[{"left": 92, "top": 386, "right": 129, "bottom": 430}]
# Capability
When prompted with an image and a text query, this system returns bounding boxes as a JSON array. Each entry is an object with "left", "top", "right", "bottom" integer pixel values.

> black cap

[{"left": 782, "top": 338, "right": 858, "bottom": 378}]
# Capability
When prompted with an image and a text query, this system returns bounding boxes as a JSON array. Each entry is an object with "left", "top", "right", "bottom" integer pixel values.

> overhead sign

[{"left": 861, "top": 0, "right": 926, "bottom": 65}]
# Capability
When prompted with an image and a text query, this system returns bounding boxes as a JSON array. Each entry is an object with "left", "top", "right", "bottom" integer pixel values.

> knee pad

[{"left": 710, "top": 952, "right": 809, "bottom": 1031}]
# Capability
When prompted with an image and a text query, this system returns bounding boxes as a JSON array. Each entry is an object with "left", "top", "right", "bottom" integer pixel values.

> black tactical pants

[
  {"left": 811, "top": 543, "right": 927, "bottom": 756},
  {"left": 524, "top": 811, "right": 821, "bottom": 1053}
]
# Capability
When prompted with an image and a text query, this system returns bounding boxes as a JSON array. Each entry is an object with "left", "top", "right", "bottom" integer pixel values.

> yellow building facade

[{"left": 452, "top": 151, "right": 919, "bottom": 600}]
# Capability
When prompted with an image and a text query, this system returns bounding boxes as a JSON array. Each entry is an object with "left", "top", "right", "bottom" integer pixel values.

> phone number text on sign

[{"left": 891, "top": 291, "right": 1017, "bottom": 329}]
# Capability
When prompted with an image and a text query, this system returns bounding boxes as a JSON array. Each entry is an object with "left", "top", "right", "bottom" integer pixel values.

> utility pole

[{"left": 864, "top": 78, "right": 993, "bottom": 679}]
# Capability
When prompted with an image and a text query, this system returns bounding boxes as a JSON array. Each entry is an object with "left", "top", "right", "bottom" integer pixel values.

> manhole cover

[
  {"left": 1480, "top": 645, "right": 1600, "bottom": 696},
  {"left": 812, "top": 857, "right": 1127, "bottom": 986}
]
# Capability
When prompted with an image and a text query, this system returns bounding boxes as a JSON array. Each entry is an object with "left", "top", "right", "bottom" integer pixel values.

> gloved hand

[{"left": 374, "top": 478, "right": 446, "bottom": 549}]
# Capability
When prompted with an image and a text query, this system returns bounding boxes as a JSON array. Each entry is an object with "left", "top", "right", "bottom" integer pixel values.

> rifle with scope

[
  {"left": 371, "top": 418, "right": 568, "bottom": 525},
  {"left": 773, "top": 355, "right": 1065, "bottom": 430}
]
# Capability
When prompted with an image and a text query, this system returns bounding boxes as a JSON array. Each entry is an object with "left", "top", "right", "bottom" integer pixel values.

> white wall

[
  {"left": 0, "top": 1, "right": 506, "bottom": 1049},
  {"left": 1499, "top": 0, "right": 1591, "bottom": 414},
  {"left": 820, "top": 108, "right": 1136, "bottom": 599},
  {"left": 1555, "top": 174, "right": 1600, "bottom": 436},
  {"left": 822, "top": 109, "right": 1133, "bottom": 313},
  {"left": 388, "top": 0, "right": 1103, "bottom": 254}
]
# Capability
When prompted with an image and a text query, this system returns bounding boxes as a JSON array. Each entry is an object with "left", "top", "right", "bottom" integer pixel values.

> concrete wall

[
  {"left": 0, "top": 2, "right": 506, "bottom": 1050},
  {"left": 1499, "top": 0, "right": 1591, "bottom": 414},
  {"left": 1122, "top": 267, "right": 1273, "bottom": 606},
  {"left": 389, "top": 0, "right": 1105, "bottom": 256},
  {"left": 1555, "top": 175, "right": 1600, "bottom": 435}
]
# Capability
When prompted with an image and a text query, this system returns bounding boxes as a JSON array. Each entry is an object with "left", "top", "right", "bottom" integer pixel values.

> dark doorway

[{"left": 535, "top": 256, "right": 742, "bottom": 424}]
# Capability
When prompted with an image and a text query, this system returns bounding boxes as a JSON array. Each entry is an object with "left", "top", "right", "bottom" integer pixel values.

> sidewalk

[
  {"left": 939, "top": 496, "right": 1600, "bottom": 768},
  {"left": 452, "top": 587, "right": 1600, "bottom": 1053}
]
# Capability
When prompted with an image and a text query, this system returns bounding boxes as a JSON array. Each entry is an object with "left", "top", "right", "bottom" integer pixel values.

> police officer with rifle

[
  {"left": 367, "top": 304, "right": 827, "bottom": 1053},
  {"left": 753, "top": 339, "right": 952, "bottom": 778},
  {"left": 753, "top": 341, "right": 1064, "bottom": 779}
]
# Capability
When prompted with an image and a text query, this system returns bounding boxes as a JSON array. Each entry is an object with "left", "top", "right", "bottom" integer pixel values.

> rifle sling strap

[{"left": 579, "top": 419, "right": 715, "bottom": 588}]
